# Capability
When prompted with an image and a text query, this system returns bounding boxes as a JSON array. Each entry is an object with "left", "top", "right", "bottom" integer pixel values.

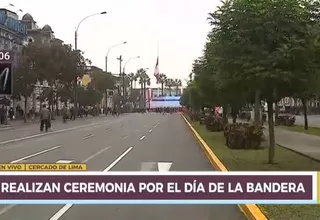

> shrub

[
  {"left": 204, "top": 115, "right": 224, "bottom": 132},
  {"left": 224, "top": 123, "right": 263, "bottom": 149},
  {"left": 199, "top": 115, "right": 206, "bottom": 125},
  {"left": 275, "top": 114, "right": 295, "bottom": 126},
  {"left": 239, "top": 111, "right": 251, "bottom": 121}
]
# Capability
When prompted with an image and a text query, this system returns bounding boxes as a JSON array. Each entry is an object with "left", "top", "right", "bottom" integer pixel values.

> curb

[{"left": 180, "top": 113, "right": 268, "bottom": 220}]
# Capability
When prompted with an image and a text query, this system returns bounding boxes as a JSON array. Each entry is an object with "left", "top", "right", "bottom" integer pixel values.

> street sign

[{"left": 0, "top": 50, "right": 13, "bottom": 95}]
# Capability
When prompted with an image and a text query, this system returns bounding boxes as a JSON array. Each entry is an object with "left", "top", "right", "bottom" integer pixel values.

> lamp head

[
  {"left": 123, "top": 41, "right": 127, "bottom": 44},
  {"left": 101, "top": 11, "right": 107, "bottom": 14}
]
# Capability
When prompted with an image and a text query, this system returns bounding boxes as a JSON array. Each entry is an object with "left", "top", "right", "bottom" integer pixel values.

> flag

[{"left": 154, "top": 57, "right": 159, "bottom": 83}]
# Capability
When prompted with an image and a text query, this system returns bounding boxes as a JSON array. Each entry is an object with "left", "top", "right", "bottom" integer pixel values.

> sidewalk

[
  {"left": 0, "top": 115, "right": 106, "bottom": 130},
  {"left": 235, "top": 119, "right": 320, "bottom": 161},
  {"left": 264, "top": 126, "right": 320, "bottom": 162}
]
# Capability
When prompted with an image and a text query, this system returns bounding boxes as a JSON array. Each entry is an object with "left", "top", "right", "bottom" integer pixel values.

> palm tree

[
  {"left": 174, "top": 79, "right": 182, "bottom": 95},
  {"left": 136, "top": 68, "right": 146, "bottom": 107},
  {"left": 127, "top": 73, "right": 135, "bottom": 90},
  {"left": 165, "top": 78, "right": 174, "bottom": 96},
  {"left": 133, "top": 73, "right": 139, "bottom": 88},
  {"left": 158, "top": 73, "right": 167, "bottom": 96}
]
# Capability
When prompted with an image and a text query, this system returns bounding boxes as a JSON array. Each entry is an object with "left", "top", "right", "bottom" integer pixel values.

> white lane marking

[
  {"left": 148, "top": 129, "right": 152, "bottom": 133},
  {"left": 49, "top": 146, "right": 133, "bottom": 220},
  {"left": 139, "top": 136, "right": 145, "bottom": 141},
  {"left": 154, "top": 122, "right": 160, "bottom": 128},
  {"left": 81, "top": 146, "right": 111, "bottom": 163},
  {"left": 0, "top": 205, "right": 15, "bottom": 216},
  {"left": 9, "top": 145, "right": 62, "bottom": 164},
  {"left": 135, "top": 129, "right": 139, "bottom": 132},
  {"left": 0, "top": 123, "right": 100, "bottom": 145},
  {"left": 56, "top": 160, "right": 73, "bottom": 164},
  {"left": 49, "top": 205, "right": 73, "bottom": 220},
  {"left": 82, "top": 134, "right": 95, "bottom": 140},
  {"left": 122, "top": 135, "right": 128, "bottom": 140},
  {"left": 103, "top": 146, "right": 133, "bottom": 171},
  {"left": 157, "top": 162, "right": 173, "bottom": 172}
]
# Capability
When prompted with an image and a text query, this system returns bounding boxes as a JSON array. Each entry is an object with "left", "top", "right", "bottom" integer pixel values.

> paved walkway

[
  {"left": 235, "top": 119, "right": 320, "bottom": 161},
  {"left": 295, "top": 115, "right": 320, "bottom": 127},
  {"left": 264, "top": 126, "right": 320, "bottom": 161}
]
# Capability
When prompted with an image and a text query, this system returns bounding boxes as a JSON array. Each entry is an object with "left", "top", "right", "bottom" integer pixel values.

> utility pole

[
  {"left": 74, "top": 31, "right": 78, "bottom": 118},
  {"left": 117, "top": 55, "right": 123, "bottom": 109}
]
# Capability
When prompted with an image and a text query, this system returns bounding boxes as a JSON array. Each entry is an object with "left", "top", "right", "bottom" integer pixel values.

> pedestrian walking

[
  {"left": 39, "top": 104, "right": 50, "bottom": 132},
  {"left": 0, "top": 105, "right": 5, "bottom": 124},
  {"left": 62, "top": 104, "right": 67, "bottom": 123}
]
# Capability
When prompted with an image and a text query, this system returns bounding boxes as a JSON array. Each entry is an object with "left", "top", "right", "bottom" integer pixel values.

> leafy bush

[
  {"left": 275, "top": 114, "right": 295, "bottom": 126},
  {"left": 224, "top": 123, "right": 263, "bottom": 149},
  {"left": 199, "top": 115, "right": 206, "bottom": 125},
  {"left": 239, "top": 111, "right": 251, "bottom": 121},
  {"left": 204, "top": 115, "right": 224, "bottom": 132}
]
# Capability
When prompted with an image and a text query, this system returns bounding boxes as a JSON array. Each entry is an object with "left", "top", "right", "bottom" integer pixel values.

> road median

[{"left": 181, "top": 113, "right": 320, "bottom": 220}]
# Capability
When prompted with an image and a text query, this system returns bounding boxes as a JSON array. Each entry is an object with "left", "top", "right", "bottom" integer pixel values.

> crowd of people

[{"left": 0, "top": 103, "right": 183, "bottom": 132}]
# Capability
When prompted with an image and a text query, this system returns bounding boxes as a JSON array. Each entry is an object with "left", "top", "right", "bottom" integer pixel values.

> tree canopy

[{"left": 181, "top": 0, "right": 320, "bottom": 163}]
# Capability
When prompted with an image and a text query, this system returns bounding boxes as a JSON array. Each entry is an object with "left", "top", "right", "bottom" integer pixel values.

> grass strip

[{"left": 188, "top": 118, "right": 320, "bottom": 220}]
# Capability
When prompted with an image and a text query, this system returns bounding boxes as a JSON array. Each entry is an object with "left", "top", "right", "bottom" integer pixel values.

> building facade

[
  {"left": 14, "top": 13, "right": 56, "bottom": 113},
  {"left": 0, "top": 9, "right": 27, "bottom": 54}
]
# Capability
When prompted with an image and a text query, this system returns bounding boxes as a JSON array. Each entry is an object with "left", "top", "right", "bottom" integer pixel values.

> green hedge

[{"left": 224, "top": 123, "right": 264, "bottom": 149}]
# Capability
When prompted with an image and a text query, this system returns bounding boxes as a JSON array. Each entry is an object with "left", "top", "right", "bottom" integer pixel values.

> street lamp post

[
  {"left": 4, "top": 4, "right": 14, "bottom": 8},
  {"left": 73, "top": 11, "right": 106, "bottom": 118},
  {"left": 122, "top": 56, "right": 140, "bottom": 106},
  {"left": 104, "top": 42, "right": 126, "bottom": 112},
  {"left": 74, "top": 11, "right": 106, "bottom": 50},
  {"left": 105, "top": 41, "right": 127, "bottom": 73}
]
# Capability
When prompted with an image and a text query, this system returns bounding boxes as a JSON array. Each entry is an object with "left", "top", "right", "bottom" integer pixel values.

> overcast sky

[{"left": 3, "top": 0, "right": 220, "bottom": 87}]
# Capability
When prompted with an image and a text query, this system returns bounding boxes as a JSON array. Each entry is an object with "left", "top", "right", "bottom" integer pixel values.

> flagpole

[{"left": 157, "top": 40, "right": 159, "bottom": 57}]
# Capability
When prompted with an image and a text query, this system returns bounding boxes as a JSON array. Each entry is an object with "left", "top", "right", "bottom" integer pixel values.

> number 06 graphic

[{"left": 0, "top": 52, "right": 10, "bottom": 61}]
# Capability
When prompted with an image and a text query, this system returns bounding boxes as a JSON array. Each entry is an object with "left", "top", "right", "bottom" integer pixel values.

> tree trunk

[
  {"left": 267, "top": 98, "right": 275, "bottom": 164},
  {"left": 140, "top": 83, "right": 144, "bottom": 108},
  {"left": 254, "top": 89, "right": 261, "bottom": 125},
  {"left": 161, "top": 83, "right": 164, "bottom": 96},
  {"left": 55, "top": 94, "right": 59, "bottom": 116},
  {"left": 23, "top": 95, "right": 28, "bottom": 123},
  {"left": 222, "top": 104, "right": 228, "bottom": 124},
  {"left": 169, "top": 88, "right": 172, "bottom": 96},
  {"left": 231, "top": 105, "right": 238, "bottom": 123},
  {"left": 274, "top": 102, "right": 280, "bottom": 126},
  {"left": 302, "top": 97, "right": 308, "bottom": 130},
  {"left": 143, "top": 82, "right": 146, "bottom": 108}
]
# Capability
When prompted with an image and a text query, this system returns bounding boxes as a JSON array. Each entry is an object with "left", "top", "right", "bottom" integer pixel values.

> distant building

[
  {"left": 0, "top": 8, "right": 27, "bottom": 66},
  {"left": 13, "top": 13, "right": 57, "bottom": 112},
  {"left": 21, "top": 13, "right": 54, "bottom": 44},
  {"left": 78, "top": 66, "right": 103, "bottom": 87}
]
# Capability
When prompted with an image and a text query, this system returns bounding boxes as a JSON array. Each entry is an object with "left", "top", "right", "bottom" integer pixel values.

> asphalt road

[{"left": 0, "top": 113, "right": 245, "bottom": 220}]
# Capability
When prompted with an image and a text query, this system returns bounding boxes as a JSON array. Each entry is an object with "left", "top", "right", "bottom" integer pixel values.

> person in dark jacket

[{"left": 40, "top": 104, "right": 50, "bottom": 132}]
